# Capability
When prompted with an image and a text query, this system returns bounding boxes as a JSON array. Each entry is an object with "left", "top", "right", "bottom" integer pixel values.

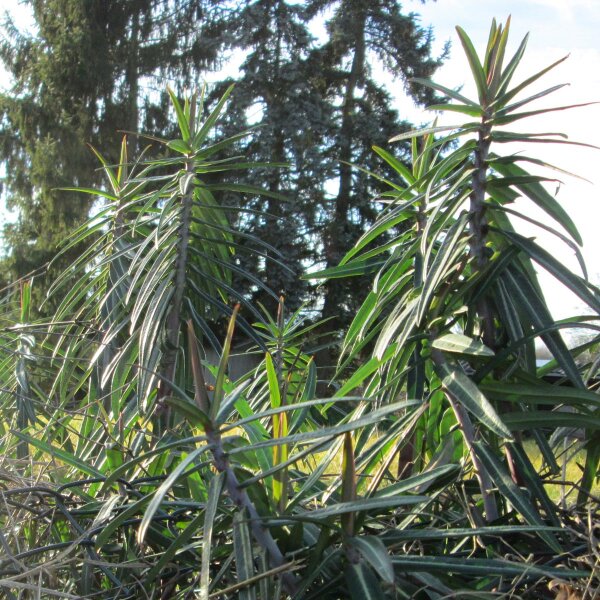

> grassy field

[
  {"left": 310, "top": 434, "right": 599, "bottom": 507},
  {"left": 523, "top": 438, "right": 600, "bottom": 505}
]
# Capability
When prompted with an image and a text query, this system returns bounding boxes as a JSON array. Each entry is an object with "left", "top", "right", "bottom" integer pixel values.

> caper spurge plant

[{"left": 329, "top": 15, "right": 600, "bottom": 536}]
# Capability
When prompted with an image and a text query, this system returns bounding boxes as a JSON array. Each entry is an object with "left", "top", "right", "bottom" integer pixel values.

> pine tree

[
  {"left": 0, "top": 0, "right": 224, "bottom": 310},
  {"left": 309, "top": 0, "right": 444, "bottom": 329},
  {"left": 207, "top": 0, "right": 333, "bottom": 314}
]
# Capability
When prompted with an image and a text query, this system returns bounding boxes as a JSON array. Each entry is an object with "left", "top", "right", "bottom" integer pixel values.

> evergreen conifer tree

[
  {"left": 207, "top": 0, "right": 333, "bottom": 314},
  {"left": 0, "top": 0, "right": 224, "bottom": 310},
  {"left": 309, "top": 0, "right": 444, "bottom": 329}
]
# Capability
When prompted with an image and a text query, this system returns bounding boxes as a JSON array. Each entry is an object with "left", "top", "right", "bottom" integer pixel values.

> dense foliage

[
  {"left": 0, "top": 18, "right": 598, "bottom": 600},
  {"left": 0, "top": 0, "right": 442, "bottom": 326},
  {"left": 0, "top": 0, "right": 226, "bottom": 310}
]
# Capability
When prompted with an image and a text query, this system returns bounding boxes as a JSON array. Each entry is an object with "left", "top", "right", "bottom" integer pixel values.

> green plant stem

[
  {"left": 188, "top": 320, "right": 298, "bottom": 595},
  {"left": 157, "top": 159, "right": 195, "bottom": 418},
  {"left": 470, "top": 122, "right": 496, "bottom": 350}
]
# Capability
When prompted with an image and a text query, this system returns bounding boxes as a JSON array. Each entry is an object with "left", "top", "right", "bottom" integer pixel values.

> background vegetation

[
  {"left": 0, "top": 5, "right": 598, "bottom": 600},
  {"left": 0, "top": 0, "right": 443, "bottom": 326}
]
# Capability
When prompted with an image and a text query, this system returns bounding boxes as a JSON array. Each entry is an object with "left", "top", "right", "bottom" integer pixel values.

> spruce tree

[
  {"left": 308, "top": 0, "right": 444, "bottom": 329},
  {"left": 0, "top": 0, "right": 224, "bottom": 310},
  {"left": 208, "top": 0, "right": 333, "bottom": 314}
]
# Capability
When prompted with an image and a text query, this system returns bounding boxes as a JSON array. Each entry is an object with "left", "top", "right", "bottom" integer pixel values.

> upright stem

[
  {"left": 470, "top": 120, "right": 523, "bottom": 484},
  {"left": 157, "top": 159, "right": 195, "bottom": 418},
  {"left": 470, "top": 120, "right": 495, "bottom": 350},
  {"left": 207, "top": 428, "right": 299, "bottom": 595}
]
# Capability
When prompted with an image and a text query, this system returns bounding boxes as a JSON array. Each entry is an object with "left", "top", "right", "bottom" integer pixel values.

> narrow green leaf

[
  {"left": 200, "top": 472, "right": 225, "bottom": 600},
  {"left": 117, "top": 135, "right": 128, "bottom": 185},
  {"left": 167, "top": 87, "right": 191, "bottom": 142},
  {"left": 225, "top": 401, "right": 420, "bottom": 455},
  {"left": 166, "top": 396, "right": 211, "bottom": 428},
  {"left": 167, "top": 140, "right": 192, "bottom": 155},
  {"left": 265, "top": 352, "right": 281, "bottom": 408},
  {"left": 504, "top": 231, "right": 599, "bottom": 309},
  {"left": 350, "top": 537, "right": 394, "bottom": 585},
  {"left": 211, "top": 304, "right": 240, "bottom": 420},
  {"left": 94, "top": 496, "right": 147, "bottom": 549},
  {"left": 480, "top": 381, "right": 600, "bottom": 408},
  {"left": 267, "top": 350, "right": 288, "bottom": 509},
  {"left": 495, "top": 32, "right": 529, "bottom": 99},
  {"left": 432, "top": 334, "right": 494, "bottom": 357},
  {"left": 233, "top": 510, "right": 257, "bottom": 600},
  {"left": 307, "top": 258, "right": 386, "bottom": 280},
  {"left": 493, "top": 162, "right": 581, "bottom": 244},
  {"left": 493, "top": 101, "right": 598, "bottom": 126},
  {"left": 417, "top": 213, "right": 469, "bottom": 325},
  {"left": 503, "top": 267, "right": 584, "bottom": 388},
  {"left": 101, "top": 434, "right": 208, "bottom": 492},
  {"left": 391, "top": 555, "right": 588, "bottom": 579},
  {"left": 344, "top": 561, "right": 383, "bottom": 600},
  {"left": 138, "top": 446, "right": 210, "bottom": 545},
  {"left": 434, "top": 364, "right": 513, "bottom": 439},
  {"left": 146, "top": 510, "right": 204, "bottom": 582},
  {"left": 580, "top": 431, "right": 600, "bottom": 505},
  {"left": 87, "top": 144, "right": 120, "bottom": 195},
  {"left": 10, "top": 431, "right": 103, "bottom": 478},
  {"left": 456, "top": 26, "right": 488, "bottom": 104},
  {"left": 389, "top": 124, "right": 458, "bottom": 143},
  {"left": 215, "top": 380, "right": 252, "bottom": 425},
  {"left": 187, "top": 319, "right": 212, "bottom": 416},
  {"left": 335, "top": 344, "right": 397, "bottom": 397},
  {"left": 496, "top": 54, "right": 569, "bottom": 109},
  {"left": 372, "top": 145, "right": 415, "bottom": 185},
  {"left": 193, "top": 84, "right": 234, "bottom": 147},
  {"left": 501, "top": 411, "right": 600, "bottom": 430},
  {"left": 306, "top": 495, "right": 429, "bottom": 521},
  {"left": 507, "top": 442, "right": 561, "bottom": 527},
  {"left": 411, "top": 78, "right": 480, "bottom": 108},
  {"left": 427, "top": 103, "right": 483, "bottom": 117}
]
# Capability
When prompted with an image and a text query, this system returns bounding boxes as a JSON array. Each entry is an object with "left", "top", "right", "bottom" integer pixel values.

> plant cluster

[{"left": 0, "top": 19, "right": 598, "bottom": 599}]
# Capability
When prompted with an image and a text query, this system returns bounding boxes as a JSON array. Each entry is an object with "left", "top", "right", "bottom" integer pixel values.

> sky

[
  {"left": 401, "top": 0, "right": 600, "bottom": 325},
  {"left": 1, "top": 0, "right": 599, "bottom": 327}
]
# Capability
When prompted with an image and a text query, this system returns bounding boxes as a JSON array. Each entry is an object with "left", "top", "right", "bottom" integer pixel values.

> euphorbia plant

[{"left": 327, "top": 16, "right": 600, "bottom": 529}]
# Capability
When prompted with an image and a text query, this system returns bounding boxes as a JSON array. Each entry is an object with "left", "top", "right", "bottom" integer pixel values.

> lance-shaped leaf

[
  {"left": 474, "top": 441, "right": 562, "bottom": 552},
  {"left": 391, "top": 555, "right": 588, "bottom": 579},
  {"left": 456, "top": 26, "right": 488, "bottom": 104},
  {"left": 200, "top": 473, "right": 225, "bottom": 600},
  {"left": 266, "top": 351, "right": 288, "bottom": 510},
  {"left": 211, "top": 304, "right": 240, "bottom": 421},
  {"left": 503, "top": 231, "right": 600, "bottom": 311},
  {"left": 137, "top": 445, "right": 211, "bottom": 545},
  {"left": 435, "top": 363, "right": 513, "bottom": 439},
  {"left": 349, "top": 536, "right": 394, "bottom": 586},
  {"left": 492, "top": 161, "right": 581, "bottom": 243},
  {"left": 432, "top": 333, "right": 494, "bottom": 357},
  {"left": 344, "top": 561, "right": 383, "bottom": 600},
  {"left": 233, "top": 509, "right": 257, "bottom": 600}
]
